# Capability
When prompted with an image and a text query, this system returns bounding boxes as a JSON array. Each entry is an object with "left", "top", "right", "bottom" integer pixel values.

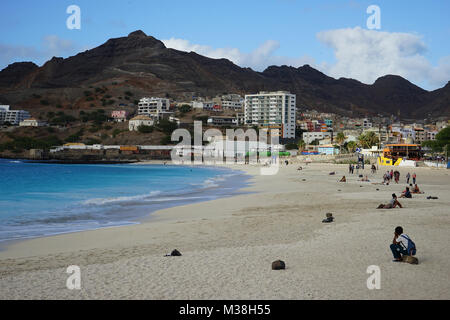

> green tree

[
  {"left": 298, "top": 139, "right": 306, "bottom": 152},
  {"left": 138, "top": 125, "right": 154, "bottom": 133},
  {"left": 336, "top": 132, "right": 346, "bottom": 153},
  {"left": 358, "top": 131, "right": 379, "bottom": 149},
  {"left": 157, "top": 119, "right": 178, "bottom": 135},
  {"left": 178, "top": 105, "right": 192, "bottom": 113},
  {"left": 422, "top": 127, "right": 450, "bottom": 160},
  {"left": 346, "top": 141, "right": 357, "bottom": 153}
]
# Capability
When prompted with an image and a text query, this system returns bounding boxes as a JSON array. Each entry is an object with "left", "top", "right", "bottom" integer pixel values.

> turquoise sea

[{"left": 0, "top": 159, "right": 250, "bottom": 242}]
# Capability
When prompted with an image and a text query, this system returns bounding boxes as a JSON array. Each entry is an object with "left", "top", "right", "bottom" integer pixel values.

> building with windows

[
  {"left": 0, "top": 105, "right": 31, "bottom": 125},
  {"left": 427, "top": 131, "right": 438, "bottom": 141},
  {"left": 363, "top": 118, "right": 373, "bottom": 129},
  {"left": 244, "top": 91, "right": 296, "bottom": 139},
  {"left": 138, "top": 97, "right": 170, "bottom": 115},
  {"left": 129, "top": 115, "right": 154, "bottom": 131},
  {"left": 111, "top": 110, "right": 128, "bottom": 122},
  {"left": 207, "top": 116, "right": 238, "bottom": 126},
  {"left": 302, "top": 131, "right": 332, "bottom": 144}
]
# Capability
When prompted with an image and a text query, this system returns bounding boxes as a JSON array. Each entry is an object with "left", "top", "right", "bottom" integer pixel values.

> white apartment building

[
  {"left": 0, "top": 105, "right": 31, "bottom": 125},
  {"left": 192, "top": 101, "right": 214, "bottom": 110},
  {"left": 221, "top": 100, "right": 243, "bottom": 110},
  {"left": 427, "top": 131, "right": 438, "bottom": 140},
  {"left": 362, "top": 118, "right": 372, "bottom": 129},
  {"left": 302, "top": 132, "right": 332, "bottom": 144},
  {"left": 138, "top": 97, "right": 170, "bottom": 115},
  {"left": 244, "top": 91, "right": 296, "bottom": 139},
  {"left": 216, "top": 94, "right": 244, "bottom": 110}
]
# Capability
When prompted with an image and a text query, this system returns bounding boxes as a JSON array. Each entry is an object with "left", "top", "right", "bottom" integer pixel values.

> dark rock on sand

[
  {"left": 272, "top": 260, "right": 286, "bottom": 270},
  {"left": 171, "top": 249, "right": 182, "bottom": 256}
]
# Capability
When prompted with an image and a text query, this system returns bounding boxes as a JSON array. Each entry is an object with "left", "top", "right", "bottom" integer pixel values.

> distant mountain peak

[{"left": 128, "top": 30, "right": 147, "bottom": 38}]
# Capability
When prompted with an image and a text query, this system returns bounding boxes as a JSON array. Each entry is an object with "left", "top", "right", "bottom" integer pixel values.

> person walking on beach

[
  {"left": 394, "top": 170, "right": 400, "bottom": 184},
  {"left": 390, "top": 226, "right": 416, "bottom": 262},
  {"left": 406, "top": 172, "right": 411, "bottom": 184},
  {"left": 412, "top": 173, "right": 417, "bottom": 185},
  {"left": 349, "top": 163, "right": 352, "bottom": 174},
  {"left": 390, "top": 170, "right": 394, "bottom": 180}
]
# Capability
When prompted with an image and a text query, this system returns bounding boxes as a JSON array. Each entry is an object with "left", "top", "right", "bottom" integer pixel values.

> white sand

[{"left": 1, "top": 162, "right": 449, "bottom": 299}]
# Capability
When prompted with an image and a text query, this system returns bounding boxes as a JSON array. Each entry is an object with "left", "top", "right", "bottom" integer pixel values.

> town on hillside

[{"left": 0, "top": 91, "right": 449, "bottom": 167}]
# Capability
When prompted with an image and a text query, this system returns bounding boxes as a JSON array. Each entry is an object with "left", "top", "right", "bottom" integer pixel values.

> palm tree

[
  {"left": 358, "top": 131, "right": 379, "bottom": 149},
  {"left": 298, "top": 139, "right": 306, "bottom": 152},
  {"left": 336, "top": 132, "right": 346, "bottom": 153},
  {"left": 347, "top": 141, "right": 357, "bottom": 153}
]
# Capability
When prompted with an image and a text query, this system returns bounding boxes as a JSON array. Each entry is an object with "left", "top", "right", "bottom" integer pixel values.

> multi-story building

[
  {"left": 212, "top": 94, "right": 244, "bottom": 111},
  {"left": 0, "top": 105, "right": 31, "bottom": 125},
  {"left": 362, "top": 118, "right": 372, "bottom": 129},
  {"left": 244, "top": 91, "right": 296, "bottom": 139},
  {"left": 413, "top": 128, "right": 427, "bottom": 143},
  {"left": 192, "top": 101, "right": 214, "bottom": 110},
  {"left": 138, "top": 97, "right": 170, "bottom": 115},
  {"left": 427, "top": 131, "right": 438, "bottom": 141},
  {"left": 302, "top": 132, "right": 332, "bottom": 144}
]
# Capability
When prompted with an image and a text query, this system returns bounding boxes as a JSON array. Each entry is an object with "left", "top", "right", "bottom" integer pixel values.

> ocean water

[{"left": 0, "top": 159, "right": 250, "bottom": 242}]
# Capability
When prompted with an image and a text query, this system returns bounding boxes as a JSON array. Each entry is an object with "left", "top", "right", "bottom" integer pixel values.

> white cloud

[
  {"left": 316, "top": 26, "right": 450, "bottom": 90},
  {"left": 162, "top": 38, "right": 315, "bottom": 71},
  {"left": 42, "top": 35, "right": 75, "bottom": 57},
  {"left": 163, "top": 28, "right": 450, "bottom": 90},
  {"left": 0, "top": 35, "right": 77, "bottom": 70}
]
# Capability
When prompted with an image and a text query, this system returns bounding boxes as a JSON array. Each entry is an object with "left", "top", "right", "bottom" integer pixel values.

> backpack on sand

[{"left": 401, "top": 234, "right": 417, "bottom": 256}]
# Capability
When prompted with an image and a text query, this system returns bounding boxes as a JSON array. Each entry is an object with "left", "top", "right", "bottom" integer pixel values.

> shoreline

[
  {"left": 0, "top": 161, "right": 252, "bottom": 247},
  {"left": 1, "top": 162, "right": 449, "bottom": 299}
]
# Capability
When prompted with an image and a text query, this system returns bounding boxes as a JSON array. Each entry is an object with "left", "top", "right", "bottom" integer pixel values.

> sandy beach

[{"left": 1, "top": 161, "right": 449, "bottom": 300}]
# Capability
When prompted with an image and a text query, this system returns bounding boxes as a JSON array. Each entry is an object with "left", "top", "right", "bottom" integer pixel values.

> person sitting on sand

[
  {"left": 412, "top": 184, "right": 423, "bottom": 194},
  {"left": 359, "top": 175, "right": 370, "bottom": 182},
  {"left": 339, "top": 176, "right": 346, "bottom": 182},
  {"left": 390, "top": 226, "right": 416, "bottom": 262},
  {"left": 377, "top": 194, "right": 403, "bottom": 209},
  {"left": 400, "top": 187, "right": 412, "bottom": 198}
]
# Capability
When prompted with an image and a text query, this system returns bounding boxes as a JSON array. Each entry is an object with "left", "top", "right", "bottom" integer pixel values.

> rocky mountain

[{"left": 0, "top": 30, "right": 448, "bottom": 118}]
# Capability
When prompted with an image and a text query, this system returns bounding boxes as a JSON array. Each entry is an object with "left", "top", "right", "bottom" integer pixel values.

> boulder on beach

[
  {"left": 272, "top": 260, "right": 286, "bottom": 270},
  {"left": 403, "top": 255, "right": 419, "bottom": 265},
  {"left": 171, "top": 249, "right": 182, "bottom": 256}
]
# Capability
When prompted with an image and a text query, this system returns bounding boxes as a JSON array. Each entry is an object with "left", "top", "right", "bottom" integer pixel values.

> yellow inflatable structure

[{"left": 377, "top": 156, "right": 402, "bottom": 166}]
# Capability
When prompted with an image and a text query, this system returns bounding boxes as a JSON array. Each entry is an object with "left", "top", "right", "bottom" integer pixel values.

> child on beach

[
  {"left": 390, "top": 226, "right": 417, "bottom": 262},
  {"left": 406, "top": 172, "right": 411, "bottom": 184},
  {"left": 413, "top": 173, "right": 417, "bottom": 184}
]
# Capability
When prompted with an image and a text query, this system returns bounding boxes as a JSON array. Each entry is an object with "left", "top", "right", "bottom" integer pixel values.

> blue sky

[{"left": 1, "top": 0, "right": 449, "bottom": 90}]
